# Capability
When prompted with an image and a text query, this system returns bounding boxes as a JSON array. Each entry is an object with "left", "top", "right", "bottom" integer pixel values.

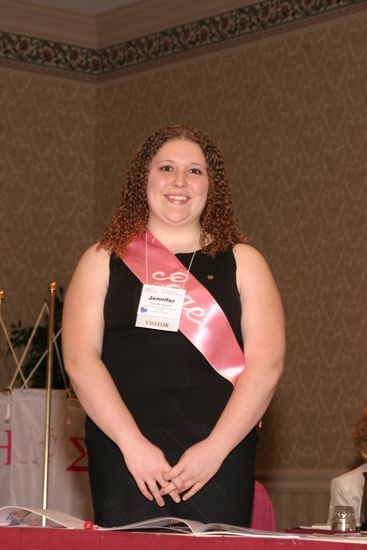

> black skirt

[{"left": 85, "top": 420, "right": 258, "bottom": 528}]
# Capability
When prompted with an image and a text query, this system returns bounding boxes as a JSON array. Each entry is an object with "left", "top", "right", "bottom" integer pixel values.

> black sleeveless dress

[{"left": 85, "top": 249, "right": 257, "bottom": 527}]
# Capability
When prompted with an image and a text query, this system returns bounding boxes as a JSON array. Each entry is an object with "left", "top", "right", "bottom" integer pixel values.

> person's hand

[
  {"left": 159, "top": 438, "right": 227, "bottom": 501},
  {"left": 122, "top": 437, "right": 181, "bottom": 506}
]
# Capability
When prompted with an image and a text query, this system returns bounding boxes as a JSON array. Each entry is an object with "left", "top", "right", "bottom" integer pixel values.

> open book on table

[{"left": 94, "top": 515, "right": 296, "bottom": 537}]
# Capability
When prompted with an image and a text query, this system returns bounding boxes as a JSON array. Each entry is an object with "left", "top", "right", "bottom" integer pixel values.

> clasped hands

[
  {"left": 124, "top": 436, "right": 225, "bottom": 507},
  {"left": 160, "top": 437, "right": 225, "bottom": 505}
]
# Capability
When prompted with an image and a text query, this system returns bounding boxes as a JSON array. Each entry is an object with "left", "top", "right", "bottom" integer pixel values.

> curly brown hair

[
  {"left": 352, "top": 407, "right": 367, "bottom": 458},
  {"left": 99, "top": 124, "right": 246, "bottom": 255}
]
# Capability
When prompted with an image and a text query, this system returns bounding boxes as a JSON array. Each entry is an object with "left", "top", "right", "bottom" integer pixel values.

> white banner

[
  {"left": 0, "top": 392, "right": 11, "bottom": 507},
  {"left": 0, "top": 389, "right": 93, "bottom": 520}
]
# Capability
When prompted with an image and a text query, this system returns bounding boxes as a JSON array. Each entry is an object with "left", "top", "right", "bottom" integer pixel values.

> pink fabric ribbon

[{"left": 119, "top": 231, "right": 245, "bottom": 385}]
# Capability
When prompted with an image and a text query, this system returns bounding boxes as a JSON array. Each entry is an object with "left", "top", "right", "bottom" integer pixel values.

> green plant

[{"left": 8, "top": 287, "right": 69, "bottom": 389}]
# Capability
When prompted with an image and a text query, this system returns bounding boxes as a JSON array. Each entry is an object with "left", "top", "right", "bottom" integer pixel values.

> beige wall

[{"left": 1, "top": 8, "right": 367, "bottom": 529}]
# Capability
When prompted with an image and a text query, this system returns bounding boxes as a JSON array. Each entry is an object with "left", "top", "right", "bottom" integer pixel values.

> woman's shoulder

[
  {"left": 232, "top": 243, "right": 268, "bottom": 268},
  {"left": 232, "top": 243, "right": 279, "bottom": 294},
  {"left": 334, "top": 463, "right": 367, "bottom": 483},
  {"left": 78, "top": 242, "right": 110, "bottom": 264},
  {"left": 71, "top": 243, "right": 111, "bottom": 282}
]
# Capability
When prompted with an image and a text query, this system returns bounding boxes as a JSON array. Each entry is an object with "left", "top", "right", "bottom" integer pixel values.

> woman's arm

[
  {"left": 161, "top": 244, "right": 285, "bottom": 498},
  {"left": 207, "top": 243, "right": 285, "bottom": 451},
  {"left": 62, "top": 244, "right": 180, "bottom": 505}
]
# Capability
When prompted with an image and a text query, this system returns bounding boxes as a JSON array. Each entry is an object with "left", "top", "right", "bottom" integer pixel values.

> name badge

[{"left": 136, "top": 284, "right": 186, "bottom": 332}]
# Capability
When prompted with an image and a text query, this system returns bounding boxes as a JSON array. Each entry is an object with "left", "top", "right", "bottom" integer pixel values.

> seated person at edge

[
  {"left": 62, "top": 125, "right": 285, "bottom": 528},
  {"left": 328, "top": 407, "right": 367, "bottom": 526}
]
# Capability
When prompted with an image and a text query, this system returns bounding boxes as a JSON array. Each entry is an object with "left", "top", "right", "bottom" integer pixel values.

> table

[{"left": 1, "top": 527, "right": 366, "bottom": 550}]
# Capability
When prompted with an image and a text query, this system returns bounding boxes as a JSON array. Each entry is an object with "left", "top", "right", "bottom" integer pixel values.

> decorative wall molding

[
  {"left": 96, "top": 0, "right": 253, "bottom": 48},
  {"left": 0, "top": 0, "right": 255, "bottom": 48},
  {"left": 1, "top": 0, "right": 367, "bottom": 80},
  {"left": 0, "top": 0, "right": 97, "bottom": 48}
]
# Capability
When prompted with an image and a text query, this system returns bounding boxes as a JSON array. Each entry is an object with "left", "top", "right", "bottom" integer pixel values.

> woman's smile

[{"left": 164, "top": 193, "right": 190, "bottom": 204}]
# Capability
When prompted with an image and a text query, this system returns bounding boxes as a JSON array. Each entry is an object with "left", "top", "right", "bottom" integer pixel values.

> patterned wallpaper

[
  {"left": 1, "top": 2, "right": 367, "bottom": 472},
  {"left": 0, "top": 73, "right": 96, "bottom": 382}
]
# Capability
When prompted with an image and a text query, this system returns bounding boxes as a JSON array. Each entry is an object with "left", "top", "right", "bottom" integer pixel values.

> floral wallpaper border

[{"left": 0, "top": 0, "right": 366, "bottom": 79}]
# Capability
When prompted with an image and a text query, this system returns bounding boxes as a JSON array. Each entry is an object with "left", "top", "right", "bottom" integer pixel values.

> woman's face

[{"left": 146, "top": 138, "right": 209, "bottom": 229}]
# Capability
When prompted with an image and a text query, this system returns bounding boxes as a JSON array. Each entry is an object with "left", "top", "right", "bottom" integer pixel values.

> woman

[
  {"left": 62, "top": 125, "right": 285, "bottom": 527},
  {"left": 328, "top": 407, "right": 367, "bottom": 526}
]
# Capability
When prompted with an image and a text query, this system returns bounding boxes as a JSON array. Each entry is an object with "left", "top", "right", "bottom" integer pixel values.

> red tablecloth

[{"left": 1, "top": 527, "right": 366, "bottom": 550}]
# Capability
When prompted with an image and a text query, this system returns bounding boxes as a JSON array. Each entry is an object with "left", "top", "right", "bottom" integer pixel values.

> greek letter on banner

[{"left": 119, "top": 231, "right": 245, "bottom": 385}]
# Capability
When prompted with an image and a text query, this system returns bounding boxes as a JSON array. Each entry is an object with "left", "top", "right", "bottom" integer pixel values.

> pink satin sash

[{"left": 119, "top": 231, "right": 245, "bottom": 385}]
